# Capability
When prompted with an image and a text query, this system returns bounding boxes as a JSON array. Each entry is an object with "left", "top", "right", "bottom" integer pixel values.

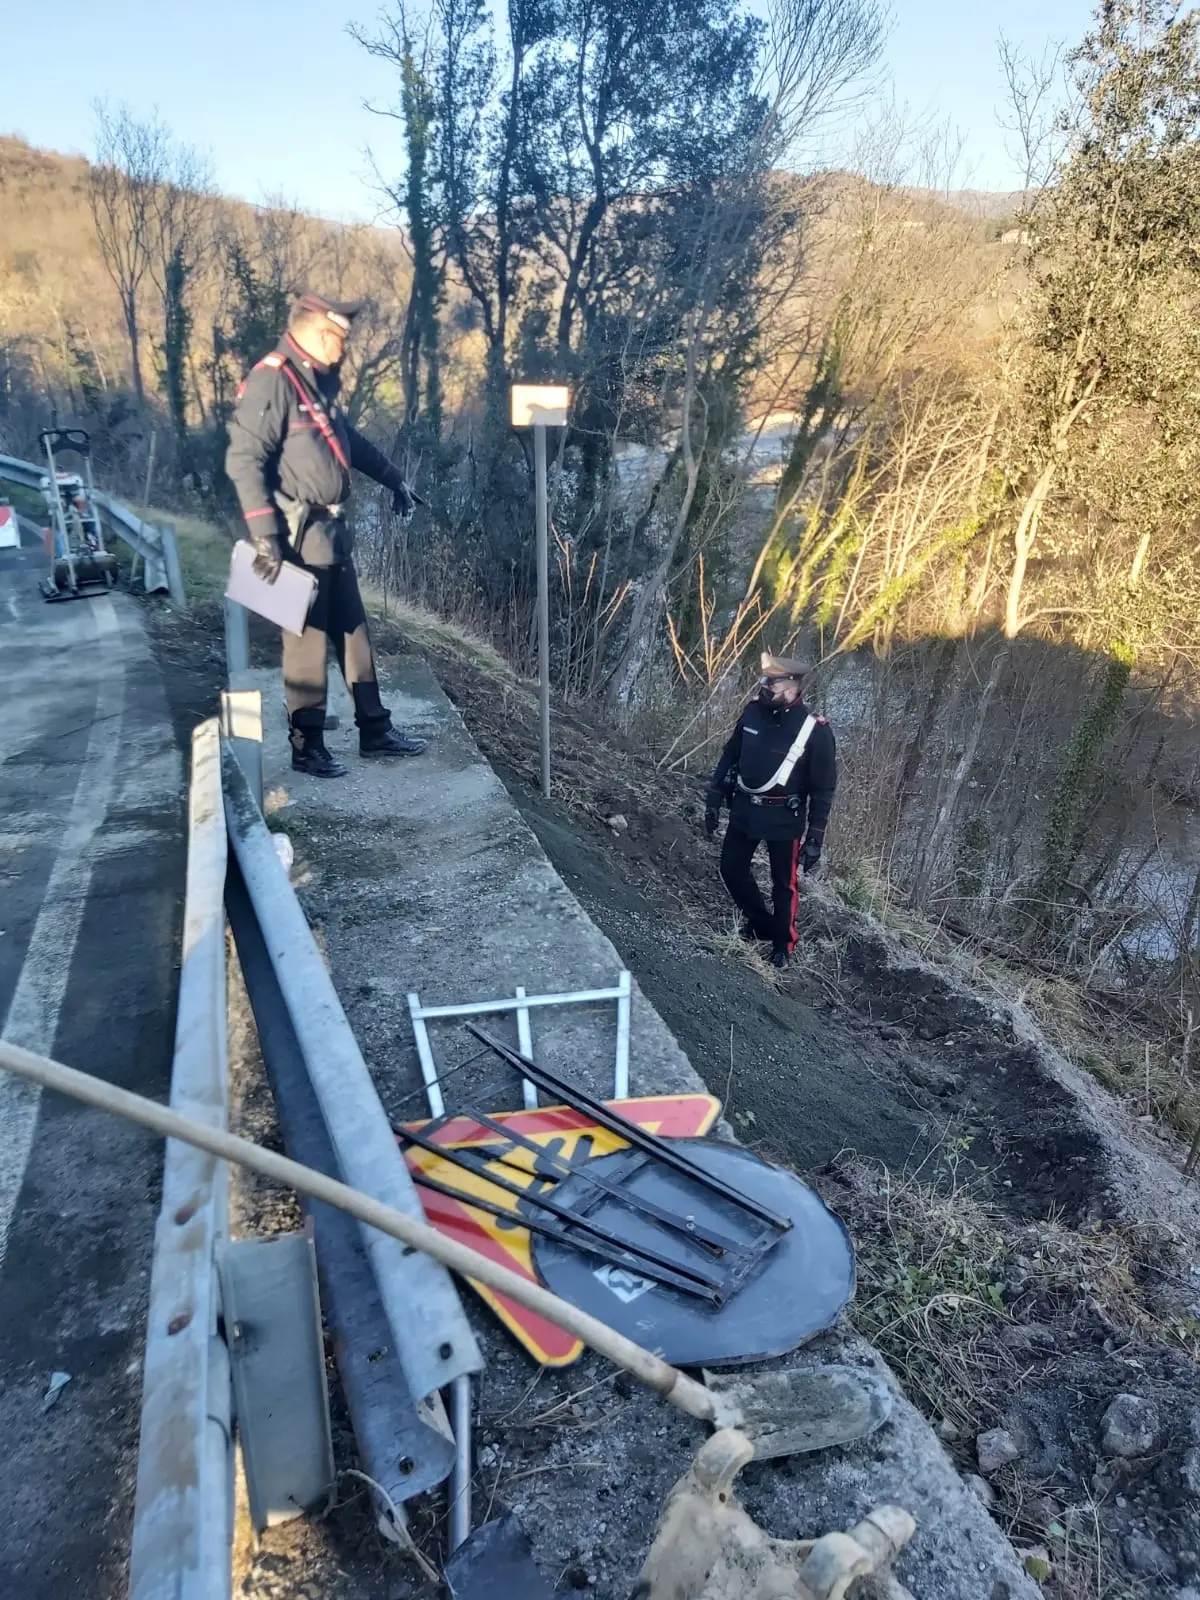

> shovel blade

[
  {"left": 705, "top": 1364, "right": 893, "bottom": 1460},
  {"left": 444, "top": 1513, "right": 554, "bottom": 1600}
]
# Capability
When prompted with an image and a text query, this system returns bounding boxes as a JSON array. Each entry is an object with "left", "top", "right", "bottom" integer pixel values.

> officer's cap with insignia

[
  {"left": 760, "top": 650, "right": 806, "bottom": 680},
  {"left": 293, "top": 293, "right": 366, "bottom": 333}
]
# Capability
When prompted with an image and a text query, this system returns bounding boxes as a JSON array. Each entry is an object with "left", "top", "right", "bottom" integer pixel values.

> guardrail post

[
  {"left": 224, "top": 597, "right": 250, "bottom": 683},
  {"left": 159, "top": 522, "right": 188, "bottom": 610},
  {"left": 221, "top": 689, "right": 263, "bottom": 812},
  {"left": 222, "top": 596, "right": 261, "bottom": 809}
]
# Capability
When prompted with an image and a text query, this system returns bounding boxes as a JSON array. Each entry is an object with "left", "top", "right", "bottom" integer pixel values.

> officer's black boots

[
  {"left": 361, "top": 726, "right": 428, "bottom": 757},
  {"left": 289, "top": 709, "right": 347, "bottom": 778},
  {"left": 771, "top": 947, "right": 790, "bottom": 970},
  {"left": 352, "top": 682, "right": 427, "bottom": 758}
]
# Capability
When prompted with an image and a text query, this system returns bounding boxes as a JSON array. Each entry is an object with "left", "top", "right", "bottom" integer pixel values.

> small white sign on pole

[
  {"left": 510, "top": 382, "right": 570, "bottom": 798},
  {"left": 511, "top": 384, "right": 569, "bottom": 428}
]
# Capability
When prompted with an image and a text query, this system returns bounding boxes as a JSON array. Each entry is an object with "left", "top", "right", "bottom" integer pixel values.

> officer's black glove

[
  {"left": 704, "top": 789, "right": 723, "bottom": 836},
  {"left": 801, "top": 829, "right": 824, "bottom": 874},
  {"left": 391, "top": 481, "right": 417, "bottom": 523},
  {"left": 246, "top": 521, "right": 283, "bottom": 584}
]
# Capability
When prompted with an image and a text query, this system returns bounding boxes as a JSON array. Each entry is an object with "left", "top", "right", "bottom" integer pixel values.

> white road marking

[{"left": 0, "top": 596, "right": 125, "bottom": 1269}]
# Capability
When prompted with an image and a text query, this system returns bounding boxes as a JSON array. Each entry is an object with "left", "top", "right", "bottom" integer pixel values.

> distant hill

[{"left": 0, "top": 133, "right": 1023, "bottom": 454}]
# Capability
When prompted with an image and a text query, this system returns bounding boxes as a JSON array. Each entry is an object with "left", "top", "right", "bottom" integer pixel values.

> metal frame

[
  {"left": 405, "top": 973, "right": 630, "bottom": 1560},
  {"left": 407, "top": 970, "right": 633, "bottom": 1112},
  {"left": 38, "top": 428, "right": 114, "bottom": 598},
  {"left": 129, "top": 719, "right": 233, "bottom": 1600},
  {"left": 469, "top": 1025, "right": 791, "bottom": 1232},
  {"left": 402, "top": 1120, "right": 726, "bottom": 1302}
]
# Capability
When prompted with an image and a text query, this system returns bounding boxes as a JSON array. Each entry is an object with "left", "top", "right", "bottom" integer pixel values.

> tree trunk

[
  {"left": 1004, "top": 460, "right": 1055, "bottom": 638},
  {"left": 898, "top": 637, "right": 961, "bottom": 811},
  {"left": 124, "top": 294, "right": 145, "bottom": 408},
  {"left": 1176, "top": 864, "right": 1200, "bottom": 988},
  {"left": 1027, "top": 642, "right": 1136, "bottom": 943},
  {"left": 912, "top": 646, "right": 1009, "bottom": 901}
]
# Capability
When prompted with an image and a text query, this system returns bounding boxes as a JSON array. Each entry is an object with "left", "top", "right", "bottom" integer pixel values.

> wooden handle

[{"left": 0, "top": 1042, "right": 717, "bottom": 1424}]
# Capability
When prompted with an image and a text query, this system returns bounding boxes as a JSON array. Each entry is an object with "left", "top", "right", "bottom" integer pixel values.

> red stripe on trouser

[{"left": 788, "top": 840, "right": 800, "bottom": 952}]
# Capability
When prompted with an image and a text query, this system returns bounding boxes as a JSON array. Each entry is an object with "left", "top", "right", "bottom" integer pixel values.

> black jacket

[
  {"left": 708, "top": 697, "right": 837, "bottom": 842},
  {"left": 225, "top": 334, "right": 404, "bottom": 566}
]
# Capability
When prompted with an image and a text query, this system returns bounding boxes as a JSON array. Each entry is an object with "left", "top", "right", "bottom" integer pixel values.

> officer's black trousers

[
  {"left": 282, "top": 560, "right": 384, "bottom": 726},
  {"left": 719, "top": 821, "right": 801, "bottom": 952}
]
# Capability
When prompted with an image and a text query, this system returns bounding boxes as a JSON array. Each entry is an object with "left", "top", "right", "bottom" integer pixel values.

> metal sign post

[
  {"left": 533, "top": 423, "right": 551, "bottom": 798},
  {"left": 512, "top": 384, "right": 569, "bottom": 798}
]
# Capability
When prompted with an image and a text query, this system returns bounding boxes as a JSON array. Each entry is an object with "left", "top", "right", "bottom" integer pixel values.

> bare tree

[
  {"left": 603, "top": 0, "right": 886, "bottom": 706},
  {"left": 147, "top": 141, "right": 213, "bottom": 445},
  {"left": 88, "top": 102, "right": 175, "bottom": 407}
]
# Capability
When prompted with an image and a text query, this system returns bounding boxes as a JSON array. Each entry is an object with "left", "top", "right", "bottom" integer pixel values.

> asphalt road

[{"left": 0, "top": 525, "right": 186, "bottom": 1597}]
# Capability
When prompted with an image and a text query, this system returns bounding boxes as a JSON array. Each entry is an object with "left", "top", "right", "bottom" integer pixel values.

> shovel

[{"left": 0, "top": 1043, "right": 890, "bottom": 1460}]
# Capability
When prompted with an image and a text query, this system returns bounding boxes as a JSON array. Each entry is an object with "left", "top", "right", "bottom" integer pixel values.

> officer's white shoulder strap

[{"left": 739, "top": 714, "right": 818, "bottom": 794}]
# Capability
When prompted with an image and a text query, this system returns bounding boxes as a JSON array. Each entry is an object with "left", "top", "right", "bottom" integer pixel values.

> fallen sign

[
  {"left": 0, "top": 1041, "right": 893, "bottom": 1465},
  {"left": 398, "top": 1094, "right": 721, "bottom": 1365}
]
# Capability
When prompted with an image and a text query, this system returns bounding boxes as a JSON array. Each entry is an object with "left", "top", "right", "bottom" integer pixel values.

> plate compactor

[{"left": 38, "top": 427, "right": 118, "bottom": 602}]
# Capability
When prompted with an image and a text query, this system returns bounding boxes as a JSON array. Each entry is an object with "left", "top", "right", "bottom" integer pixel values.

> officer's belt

[{"left": 738, "top": 790, "right": 790, "bottom": 806}]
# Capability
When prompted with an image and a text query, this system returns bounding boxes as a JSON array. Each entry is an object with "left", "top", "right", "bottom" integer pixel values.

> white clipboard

[{"left": 225, "top": 539, "right": 317, "bottom": 636}]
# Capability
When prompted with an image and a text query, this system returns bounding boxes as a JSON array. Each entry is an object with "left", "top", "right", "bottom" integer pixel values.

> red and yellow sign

[{"left": 399, "top": 1094, "right": 720, "bottom": 1365}]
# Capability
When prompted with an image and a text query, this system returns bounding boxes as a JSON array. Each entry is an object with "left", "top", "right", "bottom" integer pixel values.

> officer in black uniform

[
  {"left": 225, "top": 292, "right": 426, "bottom": 777},
  {"left": 705, "top": 652, "right": 837, "bottom": 968}
]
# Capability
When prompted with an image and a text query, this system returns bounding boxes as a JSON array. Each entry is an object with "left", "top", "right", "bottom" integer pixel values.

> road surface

[{"left": 0, "top": 523, "right": 186, "bottom": 1597}]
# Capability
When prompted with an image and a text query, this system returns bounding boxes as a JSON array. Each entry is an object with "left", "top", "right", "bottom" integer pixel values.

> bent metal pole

[{"left": 0, "top": 1040, "right": 719, "bottom": 1425}]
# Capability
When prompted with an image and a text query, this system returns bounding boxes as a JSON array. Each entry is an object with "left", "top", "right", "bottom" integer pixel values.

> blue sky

[{"left": 1, "top": 0, "right": 1095, "bottom": 221}]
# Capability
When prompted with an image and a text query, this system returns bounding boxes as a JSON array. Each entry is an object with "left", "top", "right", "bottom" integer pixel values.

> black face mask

[{"left": 757, "top": 678, "right": 796, "bottom": 707}]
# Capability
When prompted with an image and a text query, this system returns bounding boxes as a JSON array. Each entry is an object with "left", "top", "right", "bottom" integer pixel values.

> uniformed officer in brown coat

[{"left": 225, "top": 293, "right": 424, "bottom": 776}]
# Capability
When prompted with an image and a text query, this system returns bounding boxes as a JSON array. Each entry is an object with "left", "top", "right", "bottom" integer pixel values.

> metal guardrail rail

[
  {"left": 129, "top": 719, "right": 233, "bottom": 1600},
  {"left": 0, "top": 451, "right": 186, "bottom": 607},
  {"left": 221, "top": 749, "right": 483, "bottom": 1404}
]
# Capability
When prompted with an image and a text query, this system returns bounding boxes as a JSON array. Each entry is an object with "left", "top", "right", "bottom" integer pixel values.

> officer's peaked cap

[
  {"left": 294, "top": 293, "right": 365, "bottom": 332},
  {"left": 760, "top": 650, "right": 805, "bottom": 679}
]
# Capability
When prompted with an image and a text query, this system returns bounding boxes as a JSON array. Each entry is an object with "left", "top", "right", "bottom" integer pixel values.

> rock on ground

[
  {"left": 976, "top": 1430, "right": 1022, "bottom": 1476},
  {"left": 1101, "top": 1394, "right": 1161, "bottom": 1459}
]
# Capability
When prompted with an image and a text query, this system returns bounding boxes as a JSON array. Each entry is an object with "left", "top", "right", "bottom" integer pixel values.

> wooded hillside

[{"left": 1, "top": 0, "right": 1197, "bottom": 1116}]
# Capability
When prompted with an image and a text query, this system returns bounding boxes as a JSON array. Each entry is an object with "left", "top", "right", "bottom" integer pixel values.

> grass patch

[
  {"left": 844, "top": 1140, "right": 1013, "bottom": 1436},
  {"left": 361, "top": 581, "right": 522, "bottom": 692},
  {"left": 704, "top": 926, "right": 785, "bottom": 991},
  {"left": 0, "top": 478, "right": 45, "bottom": 520},
  {"left": 143, "top": 503, "right": 233, "bottom": 609}
]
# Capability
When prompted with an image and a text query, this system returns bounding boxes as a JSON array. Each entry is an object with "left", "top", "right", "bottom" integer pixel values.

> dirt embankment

[
  {"left": 425, "top": 644, "right": 1200, "bottom": 1599},
  {"left": 147, "top": 594, "right": 1200, "bottom": 1597}
]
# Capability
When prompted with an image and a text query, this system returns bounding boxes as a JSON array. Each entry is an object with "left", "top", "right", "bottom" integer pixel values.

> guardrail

[
  {"left": 129, "top": 719, "right": 233, "bottom": 1600},
  {"left": 0, "top": 451, "right": 186, "bottom": 608},
  {"left": 127, "top": 692, "right": 482, "bottom": 1594}
]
